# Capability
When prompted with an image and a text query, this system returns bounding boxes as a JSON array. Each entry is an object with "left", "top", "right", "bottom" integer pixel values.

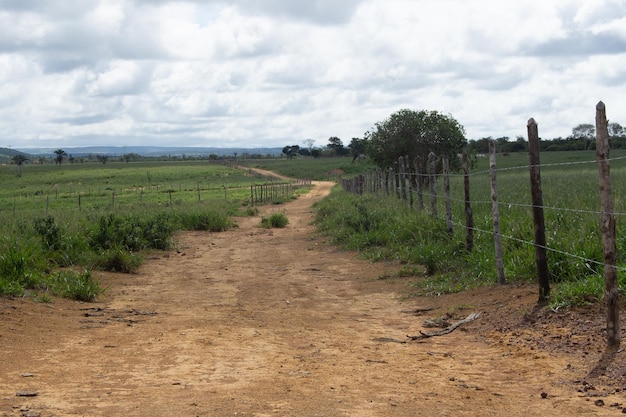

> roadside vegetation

[
  {"left": 260, "top": 211, "right": 289, "bottom": 229},
  {"left": 0, "top": 160, "right": 298, "bottom": 301},
  {"left": 312, "top": 150, "right": 626, "bottom": 310}
]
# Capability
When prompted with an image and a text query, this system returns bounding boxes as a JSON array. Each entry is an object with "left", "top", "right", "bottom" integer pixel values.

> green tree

[
  {"left": 282, "top": 145, "right": 300, "bottom": 159},
  {"left": 366, "top": 109, "right": 467, "bottom": 170},
  {"left": 349, "top": 137, "right": 368, "bottom": 162},
  {"left": 571, "top": 123, "right": 595, "bottom": 150},
  {"left": 608, "top": 122, "right": 624, "bottom": 138},
  {"left": 54, "top": 149, "right": 67, "bottom": 165},
  {"left": 12, "top": 154, "right": 28, "bottom": 176},
  {"left": 327, "top": 137, "right": 348, "bottom": 156}
]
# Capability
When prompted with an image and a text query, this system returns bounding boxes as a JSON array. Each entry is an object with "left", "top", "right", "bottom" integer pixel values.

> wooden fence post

[
  {"left": 405, "top": 156, "right": 414, "bottom": 208},
  {"left": 489, "top": 140, "right": 505, "bottom": 285},
  {"left": 595, "top": 101, "right": 620, "bottom": 347},
  {"left": 428, "top": 152, "right": 437, "bottom": 216},
  {"left": 399, "top": 156, "right": 407, "bottom": 203},
  {"left": 527, "top": 118, "right": 550, "bottom": 303},
  {"left": 443, "top": 156, "right": 453, "bottom": 235},
  {"left": 463, "top": 148, "right": 474, "bottom": 253},
  {"left": 416, "top": 157, "right": 424, "bottom": 211}
]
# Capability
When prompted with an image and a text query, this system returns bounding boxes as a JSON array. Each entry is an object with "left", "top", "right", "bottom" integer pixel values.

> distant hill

[
  {"left": 13, "top": 146, "right": 284, "bottom": 158},
  {"left": 0, "top": 147, "right": 31, "bottom": 161}
]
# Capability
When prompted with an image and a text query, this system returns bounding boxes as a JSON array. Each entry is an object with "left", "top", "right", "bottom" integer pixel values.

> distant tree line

[{"left": 468, "top": 122, "right": 626, "bottom": 154}]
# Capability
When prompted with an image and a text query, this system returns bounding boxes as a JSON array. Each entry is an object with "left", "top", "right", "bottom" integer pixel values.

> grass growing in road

[{"left": 261, "top": 212, "right": 289, "bottom": 228}]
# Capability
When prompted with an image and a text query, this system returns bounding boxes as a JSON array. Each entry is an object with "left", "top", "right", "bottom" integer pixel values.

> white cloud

[{"left": 0, "top": 0, "right": 625, "bottom": 149}]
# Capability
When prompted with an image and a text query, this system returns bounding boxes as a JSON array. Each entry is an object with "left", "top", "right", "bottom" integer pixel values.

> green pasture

[
  {"left": 314, "top": 150, "right": 626, "bottom": 309},
  {"left": 242, "top": 156, "right": 376, "bottom": 180},
  {"left": 0, "top": 159, "right": 305, "bottom": 301},
  {"left": 0, "top": 160, "right": 275, "bottom": 215}
]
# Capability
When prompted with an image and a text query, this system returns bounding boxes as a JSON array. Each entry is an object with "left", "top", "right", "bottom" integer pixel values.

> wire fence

[
  {"left": 2, "top": 178, "right": 312, "bottom": 217},
  {"left": 339, "top": 102, "right": 622, "bottom": 344},
  {"left": 339, "top": 148, "right": 622, "bottom": 274}
]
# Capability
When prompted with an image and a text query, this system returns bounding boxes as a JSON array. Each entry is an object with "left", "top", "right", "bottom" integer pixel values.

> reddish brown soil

[{"left": 1, "top": 180, "right": 625, "bottom": 417}]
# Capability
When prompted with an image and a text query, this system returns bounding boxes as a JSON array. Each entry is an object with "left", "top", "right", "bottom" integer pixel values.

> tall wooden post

[
  {"left": 416, "top": 157, "right": 424, "bottom": 211},
  {"left": 399, "top": 157, "right": 407, "bottom": 203},
  {"left": 406, "top": 157, "right": 414, "bottom": 208},
  {"left": 463, "top": 149, "right": 474, "bottom": 252},
  {"left": 428, "top": 152, "right": 437, "bottom": 216},
  {"left": 489, "top": 141, "right": 505, "bottom": 284},
  {"left": 443, "top": 156, "right": 453, "bottom": 235},
  {"left": 595, "top": 101, "right": 620, "bottom": 347},
  {"left": 528, "top": 118, "right": 550, "bottom": 303}
]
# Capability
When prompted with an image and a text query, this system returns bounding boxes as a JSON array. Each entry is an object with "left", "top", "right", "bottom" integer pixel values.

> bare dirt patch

[{"left": 1, "top": 181, "right": 625, "bottom": 416}]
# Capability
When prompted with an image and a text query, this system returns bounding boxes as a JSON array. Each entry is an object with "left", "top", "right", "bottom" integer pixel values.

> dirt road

[{"left": 1, "top": 181, "right": 624, "bottom": 416}]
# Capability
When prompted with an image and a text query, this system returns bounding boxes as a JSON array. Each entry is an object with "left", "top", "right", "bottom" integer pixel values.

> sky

[{"left": 1, "top": 0, "right": 625, "bottom": 150}]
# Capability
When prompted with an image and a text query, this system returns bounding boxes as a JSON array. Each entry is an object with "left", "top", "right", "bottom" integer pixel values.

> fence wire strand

[{"left": 340, "top": 154, "right": 625, "bottom": 279}]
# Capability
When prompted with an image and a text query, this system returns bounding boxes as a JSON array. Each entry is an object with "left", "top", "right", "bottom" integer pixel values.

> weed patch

[{"left": 261, "top": 212, "right": 289, "bottom": 228}]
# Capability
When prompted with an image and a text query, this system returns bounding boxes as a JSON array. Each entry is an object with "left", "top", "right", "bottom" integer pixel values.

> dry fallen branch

[
  {"left": 372, "top": 312, "right": 482, "bottom": 344},
  {"left": 408, "top": 312, "right": 482, "bottom": 340}
]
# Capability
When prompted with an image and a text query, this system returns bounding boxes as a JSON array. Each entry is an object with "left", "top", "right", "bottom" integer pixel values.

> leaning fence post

[
  {"left": 428, "top": 152, "right": 437, "bottom": 216},
  {"left": 595, "top": 101, "right": 620, "bottom": 347},
  {"left": 489, "top": 140, "right": 505, "bottom": 284},
  {"left": 462, "top": 148, "right": 474, "bottom": 252},
  {"left": 528, "top": 118, "right": 550, "bottom": 303}
]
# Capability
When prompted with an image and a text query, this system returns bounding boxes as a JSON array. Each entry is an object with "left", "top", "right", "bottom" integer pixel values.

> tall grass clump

[
  {"left": 260, "top": 211, "right": 289, "bottom": 228},
  {"left": 89, "top": 247, "right": 142, "bottom": 273},
  {"left": 33, "top": 215, "right": 89, "bottom": 267},
  {"left": 0, "top": 240, "right": 43, "bottom": 297},
  {"left": 89, "top": 212, "right": 174, "bottom": 252},
  {"left": 48, "top": 269, "right": 103, "bottom": 302},
  {"left": 176, "top": 209, "right": 235, "bottom": 232}
]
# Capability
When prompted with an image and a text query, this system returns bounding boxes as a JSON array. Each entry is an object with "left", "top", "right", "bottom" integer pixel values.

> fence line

[
  {"left": 339, "top": 102, "right": 621, "bottom": 345},
  {"left": 2, "top": 178, "right": 312, "bottom": 216}
]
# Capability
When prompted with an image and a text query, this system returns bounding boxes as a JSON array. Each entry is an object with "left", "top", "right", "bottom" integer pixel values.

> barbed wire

[
  {"left": 447, "top": 217, "right": 626, "bottom": 273},
  {"left": 390, "top": 154, "right": 626, "bottom": 178},
  {"left": 354, "top": 183, "right": 626, "bottom": 218},
  {"left": 340, "top": 163, "right": 626, "bottom": 278}
]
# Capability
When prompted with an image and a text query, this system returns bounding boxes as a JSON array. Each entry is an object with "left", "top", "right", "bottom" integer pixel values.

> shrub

[
  {"left": 48, "top": 269, "right": 103, "bottom": 302},
  {"left": 90, "top": 247, "right": 142, "bottom": 273},
  {"left": 177, "top": 210, "right": 235, "bottom": 232},
  {"left": 0, "top": 241, "right": 43, "bottom": 296},
  {"left": 90, "top": 213, "right": 173, "bottom": 252},
  {"left": 261, "top": 212, "right": 289, "bottom": 228},
  {"left": 33, "top": 215, "right": 62, "bottom": 250}
]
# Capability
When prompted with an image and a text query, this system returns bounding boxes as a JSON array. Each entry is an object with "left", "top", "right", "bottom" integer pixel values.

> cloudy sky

[{"left": 1, "top": 0, "right": 625, "bottom": 150}]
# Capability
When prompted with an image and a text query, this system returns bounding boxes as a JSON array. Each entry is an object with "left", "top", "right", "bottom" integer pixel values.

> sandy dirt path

[{"left": 1, "top": 180, "right": 624, "bottom": 416}]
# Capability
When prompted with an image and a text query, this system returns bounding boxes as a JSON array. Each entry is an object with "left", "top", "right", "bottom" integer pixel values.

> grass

[
  {"left": 260, "top": 212, "right": 289, "bottom": 228},
  {"left": 313, "top": 150, "right": 626, "bottom": 309},
  {"left": 0, "top": 159, "right": 309, "bottom": 301},
  {"left": 242, "top": 156, "right": 376, "bottom": 180}
]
